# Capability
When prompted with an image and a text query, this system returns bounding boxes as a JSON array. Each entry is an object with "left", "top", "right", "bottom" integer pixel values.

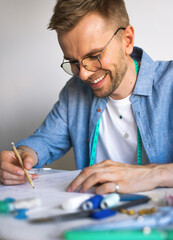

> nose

[{"left": 78, "top": 64, "right": 93, "bottom": 81}]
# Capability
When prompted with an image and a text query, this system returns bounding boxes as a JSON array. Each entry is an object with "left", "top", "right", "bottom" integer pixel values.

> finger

[
  {"left": 0, "top": 175, "right": 39, "bottom": 186},
  {"left": 0, "top": 169, "right": 38, "bottom": 181},
  {"left": 0, "top": 169, "right": 26, "bottom": 181},
  {"left": 67, "top": 167, "right": 94, "bottom": 192},
  {"left": 0, "top": 175, "right": 27, "bottom": 185},
  {"left": 31, "top": 174, "right": 39, "bottom": 180},
  {"left": 19, "top": 152, "right": 34, "bottom": 170},
  {"left": 67, "top": 166, "right": 107, "bottom": 192},
  {"left": 66, "top": 160, "right": 119, "bottom": 193},
  {"left": 96, "top": 182, "right": 119, "bottom": 195},
  {"left": 0, "top": 155, "right": 25, "bottom": 176},
  {"left": 80, "top": 171, "right": 116, "bottom": 193}
]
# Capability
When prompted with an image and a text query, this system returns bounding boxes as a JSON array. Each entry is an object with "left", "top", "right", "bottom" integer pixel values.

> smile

[{"left": 90, "top": 73, "right": 107, "bottom": 84}]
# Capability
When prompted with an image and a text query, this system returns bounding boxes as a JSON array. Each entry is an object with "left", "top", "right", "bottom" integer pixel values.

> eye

[
  {"left": 88, "top": 54, "right": 100, "bottom": 60},
  {"left": 69, "top": 60, "right": 78, "bottom": 64}
]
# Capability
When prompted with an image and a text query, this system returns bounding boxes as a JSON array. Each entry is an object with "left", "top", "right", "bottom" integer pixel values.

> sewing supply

[
  {"left": 137, "top": 127, "right": 142, "bottom": 165},
  {"left": 90, "top": 208, "right": 116, "bottom": 220},
  {"left": 120, "top": 209, "right": 136, "bottom": 216},
  {"left": 11, "top": 142, "right": 35, "bottom": 188},
  {"left": 29, "top": 195, "right": 150, "bottom": 223},
  {"left": 164, "top": 194, "right": 173, "bottom": 206},
  {"left": 120, "top": 193, "right": 148, "bottom": 201},
  {"left": 15, "top": 209, "right": 28, "bottom": 220},
  {"left": 120, "top": 207, "right": 156, "bottom": 216},
  {"left": 100, "top": 193, "right": 120, "bottom": 209},
  {"left": 64, "top": 229, "right": 167, "bottom": 240},
  {"left": 138, "top": 207, "right": 157, "bottom": 216},
  {"left": 82, "top": 195, "right": 104, "bottom": 211},
  {"left": 74, "top": 207, "right": 173, "bottom": 232},
  {"left": 61, "top": 194, "right": 93, "bottom": 211},
  {"left": 0, "top": 198, "right": 41, "bottom": 214},
  {"left": 89, "top": 117, "right": 101, "bottom": 166}
]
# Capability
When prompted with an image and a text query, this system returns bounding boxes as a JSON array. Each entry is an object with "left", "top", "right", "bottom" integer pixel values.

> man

[{"left": 0, "top": 0, "right": 173, "bottom": 194}]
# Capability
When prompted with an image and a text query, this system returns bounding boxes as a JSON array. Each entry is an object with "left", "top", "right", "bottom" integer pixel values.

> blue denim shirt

[{"left": 16, "top": 47, "right": 173, "bottom": 169}]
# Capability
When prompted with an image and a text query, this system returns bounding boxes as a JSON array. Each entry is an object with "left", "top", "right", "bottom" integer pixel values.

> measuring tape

[
  {"left": 89, "top": 117, "right": 101, "bottom": 166},
  {"left": 89, "top": 59, "right": 142, "bottom": 166}
]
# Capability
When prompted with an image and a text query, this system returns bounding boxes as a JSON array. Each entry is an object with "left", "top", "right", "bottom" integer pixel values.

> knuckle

[
  {"left": 0, "top": 161, "right": 6, "bottom": 170},
  {"left": 1, "top": 171, "right": 7, "bottom": 179},
  {"left": 103, "top": 159, "right": 112, "bottom": 165},
  {"left": 0, "top": 151, "right": 13, "bottom": 169},
  {"left": 1, "top": 178, "right": 8, "bottom": 185},
  {"left": 0, "top": 150, "right": 6, "bottom": 157},
  {"left": 82, "top": 167, "right": 90, "bottom": 177},
  {"left": 0, "top": 151, "right": 6, "bottom": 167},
  {"left": 93, "top": 172, "right": 100, "bottom": 180},
  {"left": 0, "top": 150, "right": 9, "bottom": 158}
]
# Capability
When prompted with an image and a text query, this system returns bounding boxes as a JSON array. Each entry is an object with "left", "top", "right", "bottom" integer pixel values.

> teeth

[{"left": 91, "top": 75, "right": 105, "bottom": 84}]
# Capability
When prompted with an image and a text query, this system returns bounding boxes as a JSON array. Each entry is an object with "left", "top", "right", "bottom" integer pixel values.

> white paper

[{"left": 0, "top": 169, "right": 96, "bottom": 240}]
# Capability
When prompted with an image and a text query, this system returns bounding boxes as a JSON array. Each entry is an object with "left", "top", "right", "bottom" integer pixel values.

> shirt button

[{"left": 97, "top": 108, "right": 101, "bottom": 112}]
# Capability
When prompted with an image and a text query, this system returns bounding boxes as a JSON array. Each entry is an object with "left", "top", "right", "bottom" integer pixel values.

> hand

[
  {"left": 0, "top": 147, "right": 39, "bottom": 185},
  {"left": 67, "top": 160, "right": 161, "bottom": 194}
]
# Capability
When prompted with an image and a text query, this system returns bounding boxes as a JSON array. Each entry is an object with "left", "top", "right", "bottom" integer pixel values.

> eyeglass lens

[{"left": 62, "top": 57, "right": 101, "bottom": 76}]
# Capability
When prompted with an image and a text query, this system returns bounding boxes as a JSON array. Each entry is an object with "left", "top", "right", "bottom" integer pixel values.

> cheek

[
  {"left": 101, "top": 47, "right": 121, "bottom": 69},
  {"left": 101, "top": 55, "right": 115, "bottom": 70}
]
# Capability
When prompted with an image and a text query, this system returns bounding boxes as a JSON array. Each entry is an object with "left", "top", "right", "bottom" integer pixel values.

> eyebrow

[{"left": 64, "top": 47, "right": 103, "bottom": 61}]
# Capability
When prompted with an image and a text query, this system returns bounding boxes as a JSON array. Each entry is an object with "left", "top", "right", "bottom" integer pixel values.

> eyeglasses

[{"left": 60, "top": 27, "right": 125, "bottom": 76}]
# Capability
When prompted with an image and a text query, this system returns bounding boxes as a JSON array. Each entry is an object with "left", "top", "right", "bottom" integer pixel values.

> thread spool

[
  {"left": 82, "top": 195, "right": 104, "bottom": 211},
  {"left": 0, "top": 198, "right": 41, "bottom": 214},
  {"left": 15, "top": 209, "right": 28, "bottom": 220},
  {"left": 61, "top": 194, "right": 93, "bottom": 211},
  {"left": 100, "top": 193, "right": 120, "bottom": 209},
  {"left": 13, "top": 198, "right": 41, "bottom": 210}
]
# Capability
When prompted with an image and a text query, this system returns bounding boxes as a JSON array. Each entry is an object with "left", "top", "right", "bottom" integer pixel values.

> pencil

[{"left": 11, "top": 142, "right": 35, "bottom": 189}]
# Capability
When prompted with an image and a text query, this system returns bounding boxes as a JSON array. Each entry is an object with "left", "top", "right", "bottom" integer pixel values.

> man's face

[{"left": 58, "top": 12, "right": 128, "bottom": 99}]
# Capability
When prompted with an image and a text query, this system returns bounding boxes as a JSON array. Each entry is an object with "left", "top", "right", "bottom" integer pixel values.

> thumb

[{"left": 20, "top": 152, "right": 35, "bottom": 170}]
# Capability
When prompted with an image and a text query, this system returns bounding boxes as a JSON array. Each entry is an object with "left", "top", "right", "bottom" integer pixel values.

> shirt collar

[{"left": 131, "top": 46, "right": 155, "bottom": 97}]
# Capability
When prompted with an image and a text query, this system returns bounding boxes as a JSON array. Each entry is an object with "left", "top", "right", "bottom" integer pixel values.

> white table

[{"left": 0, "top": 169, "right": 172, "bottom": 240}]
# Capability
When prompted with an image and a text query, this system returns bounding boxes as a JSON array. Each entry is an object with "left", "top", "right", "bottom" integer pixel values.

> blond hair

[{"left": 48, "top": 0, "right": 129, "bottom": 33}]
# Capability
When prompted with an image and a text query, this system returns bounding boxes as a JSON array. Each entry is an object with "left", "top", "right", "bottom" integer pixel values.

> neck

[{"left": 110, "top": 57, "right": 138, "bottom": 100}]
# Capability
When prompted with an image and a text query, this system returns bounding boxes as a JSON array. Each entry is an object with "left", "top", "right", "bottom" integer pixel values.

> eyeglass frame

[{"left": 60, "top": 27, "right": 126, "bottom": 76}]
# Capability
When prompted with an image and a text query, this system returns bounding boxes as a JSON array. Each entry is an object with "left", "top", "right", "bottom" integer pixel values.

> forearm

[{"left": 151, "top": 163, "right": 173, "bottom": 188}]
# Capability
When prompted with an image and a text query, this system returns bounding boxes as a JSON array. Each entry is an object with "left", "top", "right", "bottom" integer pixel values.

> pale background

[{"left": 0, "top": 0, "right": 173, "bottom": 170}]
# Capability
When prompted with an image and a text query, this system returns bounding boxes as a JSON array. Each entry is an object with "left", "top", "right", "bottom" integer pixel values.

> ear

[{"left": 123, "top": 25, "right": 134, "bottom": 55}]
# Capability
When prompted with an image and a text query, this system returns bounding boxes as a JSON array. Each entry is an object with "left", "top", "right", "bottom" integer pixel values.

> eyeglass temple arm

[{"left": 98, "top": 27, "right": 126, "bottom": 60}]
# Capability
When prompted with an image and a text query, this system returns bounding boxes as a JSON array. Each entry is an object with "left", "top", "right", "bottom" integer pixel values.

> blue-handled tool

[{"left": 29, "top": 195, "right": 150, "bottom": 223}]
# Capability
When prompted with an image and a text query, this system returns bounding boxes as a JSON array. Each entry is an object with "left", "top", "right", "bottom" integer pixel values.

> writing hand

[{"left": 0, "top": 147, "right": 38, "bottom": 185}]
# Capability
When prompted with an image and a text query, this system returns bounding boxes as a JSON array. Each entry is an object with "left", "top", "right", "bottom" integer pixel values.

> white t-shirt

[{"left": 96, "top": 95, "right": 149, "bottom": 165}]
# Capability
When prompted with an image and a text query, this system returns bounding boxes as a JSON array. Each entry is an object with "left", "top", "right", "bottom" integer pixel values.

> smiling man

[{"left": 0, "top": 0, "right": 173, "bottom": 194}]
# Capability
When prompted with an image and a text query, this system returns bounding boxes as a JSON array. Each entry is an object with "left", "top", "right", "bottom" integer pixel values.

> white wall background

[{"left": 1, "top": 0, "right": 173, "bottom": 170}]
